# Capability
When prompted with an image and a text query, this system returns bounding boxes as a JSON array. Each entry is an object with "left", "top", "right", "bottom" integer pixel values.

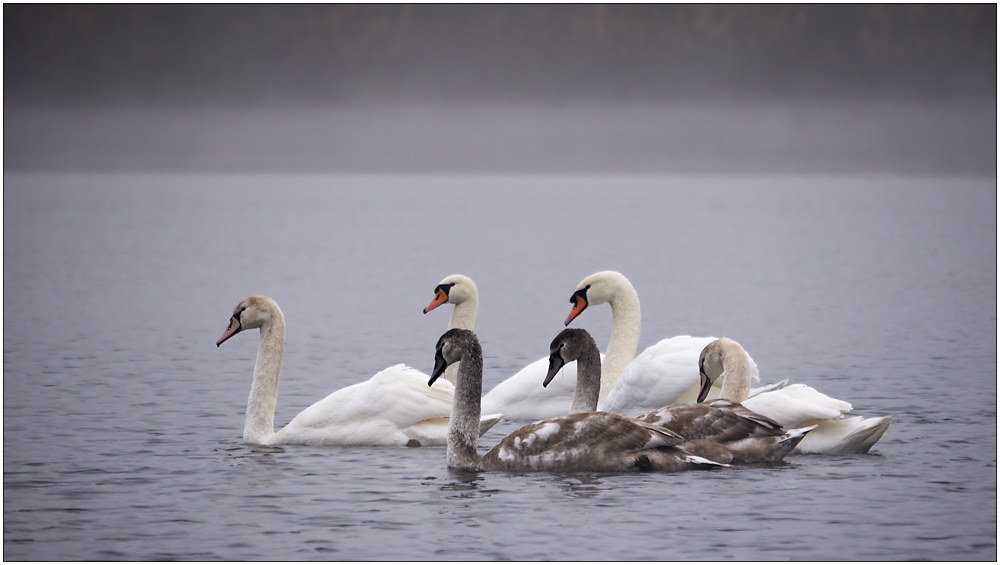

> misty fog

[{"left": 4, "top": 5, "right": 996, "bottom": 174}]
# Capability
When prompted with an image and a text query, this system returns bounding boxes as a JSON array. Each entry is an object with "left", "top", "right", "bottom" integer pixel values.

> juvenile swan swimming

[
  {"left": 698, "top": 338, "right": 892, "bottom": 454},
  {"left": 431, "top": 328, "right": 725, "bottom": 472},
  {"left": 216, "top": 295, "right": 501, "bottom": 446}
]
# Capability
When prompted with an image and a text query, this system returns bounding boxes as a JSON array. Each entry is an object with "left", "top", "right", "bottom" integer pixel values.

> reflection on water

[
  {"left": 544, "top": 474, "right": 610, "bottom": 499},
  {"left": 3, "top": 174, "right": 995, "bottom": 560},
  {"left": 438, "top": 469, "right": 484, "bottom": 495}
]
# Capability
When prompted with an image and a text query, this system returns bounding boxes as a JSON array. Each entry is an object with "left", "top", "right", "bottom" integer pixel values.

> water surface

[{"left": 4, "top": 174, "right": 996, "bottom": 560}]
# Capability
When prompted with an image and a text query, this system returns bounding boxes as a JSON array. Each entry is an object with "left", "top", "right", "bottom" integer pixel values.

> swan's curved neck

[
  {"left": 244, "top": 316, "right": 284, "bottom": 444},
  {"left": 448, "top": 342, "right": 484, "bottom": 469},
  {"left": 443, "top": 298, "right": 478, "bottom": 384},
  {"left": 599, "top": 284, "right": 641, "bottom": 403},
  {"left": 718, "top": 343, "right": 754, "bottom": 403},
  {"left": 448, "top": 298, "right": 478, "bottom": 331},
  {"left": 570, "top": 347, "right": 602, "bottom": 414}
]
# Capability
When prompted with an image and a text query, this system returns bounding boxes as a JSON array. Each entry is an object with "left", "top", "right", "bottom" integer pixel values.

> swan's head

[
  {"left": 565, "top": 270, "right": 632, "bottom": 325},
  {"left": 544, "top": 328, "right": 598, "bottom": 387},
  {"left": 698, "top": 337, "right": 742, "bottom": 402},
  {"left": 423, "top": 274, "right": 478, "bottom": 314},
  {"left": 429, "top": 328, "right": 478, "bottom": 386},
  {"left": 216, "top": 295, "right": 282, "bottom": 347}
]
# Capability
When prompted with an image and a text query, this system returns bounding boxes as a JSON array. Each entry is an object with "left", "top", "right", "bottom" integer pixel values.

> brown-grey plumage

[
  {"left": 639, "top": 400, "right": 813, "bottom": 463},
  {"left": 431, "top": 328, "right": 726, "bottom": 473},
  {"left": 639, "top": 399, "right": 783, "bottom": 443}
]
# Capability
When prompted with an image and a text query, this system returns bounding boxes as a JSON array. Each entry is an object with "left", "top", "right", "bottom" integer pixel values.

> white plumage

[{"left": 218, "top": 295, "right": 502, "bottom": 446}]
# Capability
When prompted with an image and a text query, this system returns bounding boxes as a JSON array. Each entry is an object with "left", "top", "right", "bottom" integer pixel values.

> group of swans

[
  {"left": 215, "top": 270, "right": 890, "bottom": 463},
  {"left": 423, "top": 270, "right": 890, "bottom": 455},
  {"left": 430, "top": 327, "right": 812, "bottom": 472}
]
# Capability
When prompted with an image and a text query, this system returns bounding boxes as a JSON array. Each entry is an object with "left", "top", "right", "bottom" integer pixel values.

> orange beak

[
  {"left": 423, "top": 289, "right": 449, "bottom": 314},
  {"left": 565, "top": 294, "right": 588, "bottom": 326}
]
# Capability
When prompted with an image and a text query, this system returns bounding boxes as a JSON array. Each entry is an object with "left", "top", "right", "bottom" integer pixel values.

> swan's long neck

[
  {"left": 599, "top": 284, "right": 641, "bottom": 403},
  {"left": 570, "top": 347, "right": 602, "bottom": 414},
  {"left": 244, "top": 316, "right": 284, "bottom": 444},
  {"left": 448, "top": 297, "right": 478, "bottom": 331},
  {"left": 448, "top": 341, "right": 484, "bottom": 469},
  {"left": 443, "top": 297, "right": 478, "bottom": 385},
  {"left": 718, "top": 342, "right": 754, "bottom": 403}
]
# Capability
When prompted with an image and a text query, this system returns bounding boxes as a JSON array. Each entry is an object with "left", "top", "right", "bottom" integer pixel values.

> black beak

[
  {"left": 697, "top": 358, "right": 712, "bottom": 403},
  {"left": 544, "top": 351, "right": 566, "bottom": 387},
  {"left": 429, "top": 347, "right": 448, "bottom": 386}
]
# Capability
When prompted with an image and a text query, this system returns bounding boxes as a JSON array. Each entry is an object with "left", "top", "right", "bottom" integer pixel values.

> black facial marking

[
  {"left": 569, "top": 285, "right": 590, "bottom": 304},
  {"left": 435, "top": 283, "right": 456, "bottom": 297}
]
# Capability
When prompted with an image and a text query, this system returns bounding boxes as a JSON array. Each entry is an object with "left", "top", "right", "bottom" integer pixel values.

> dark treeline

[{"left": 5, "top": 4, "right": 996, "bottom": 107}]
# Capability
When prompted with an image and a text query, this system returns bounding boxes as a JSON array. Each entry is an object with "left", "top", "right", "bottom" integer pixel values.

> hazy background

[
  {"left": 4, "top": 7, "right": 996, "bottom": 559},
  {"left": 4, "top": 4, "right": 996, "bottom": 174}
]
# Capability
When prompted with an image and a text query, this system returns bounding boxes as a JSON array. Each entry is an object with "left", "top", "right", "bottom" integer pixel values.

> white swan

[
  {"left": 216, "top": 295, "right": 502, "bottom": 446},
  {"left": 547, "top": 328, "right": 812, "bottom": 464},
  {"left": 564, "top": 270, "right": 740, "bottom": 415},
  {"left": 424, "top": 274, "right": 601, "bottom": 419},
  {"left": 431, "top": 328, "right": 727, "bottom": 472},
  {"left": 698, "top": 337, "right": 892, "bottom": 454}
]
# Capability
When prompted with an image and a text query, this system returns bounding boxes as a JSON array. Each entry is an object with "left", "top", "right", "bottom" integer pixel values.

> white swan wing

[
  {"left": 602, "top": 336, "right": 720, "bottom": 416},
  {"left": 481, "top": 356, "right": 602, "bottom": 420},
  {"left": 275, "top": 364, "right": 456, "bottom": 446},
  {"left": 741, "top": 383, "right": 852, "bottom": 428}
]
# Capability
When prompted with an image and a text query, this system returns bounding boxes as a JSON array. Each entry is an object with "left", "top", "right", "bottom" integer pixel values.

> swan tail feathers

[
  {"left": 840, "top": 415, "right": 892, "bottom": 454},
  {"left": 794, "top": 415, "right": 892, "bottom": 454}
]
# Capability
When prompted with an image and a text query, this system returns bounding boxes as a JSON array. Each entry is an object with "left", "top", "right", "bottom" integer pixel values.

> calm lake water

[{"left": 4, "top": 173, "right": 996, "bottom": 560}]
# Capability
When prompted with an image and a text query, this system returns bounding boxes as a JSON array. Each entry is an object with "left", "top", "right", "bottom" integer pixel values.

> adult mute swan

[
  {"left": 564, "top": 270, "right": 735, "bottom": 415},
  {"left": 431, "top": 328, "right": 726, "bottom": 472},
  {"left": 546, "top": 328, "right": 812, "bottom": 464},
  {"left": 698, "top": 338, "right": 892, "bottom": 454},
  {"left": 424, "top": 274, "right": 600, "bottom": 419},
  {"left": 216, "top": 295, "right": 502, "bottom": 447}
]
